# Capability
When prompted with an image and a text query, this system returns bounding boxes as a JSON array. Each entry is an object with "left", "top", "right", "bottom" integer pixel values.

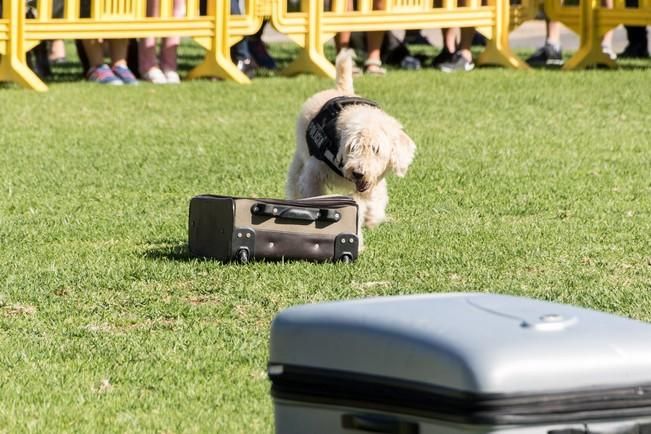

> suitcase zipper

[{"left": 268, "top": 364, "right": 651, "bottom": 426}]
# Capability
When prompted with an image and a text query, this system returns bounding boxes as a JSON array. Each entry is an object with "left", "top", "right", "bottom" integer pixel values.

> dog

[{"left": 285, "top": 49, "right": 416, "bottom": 246}]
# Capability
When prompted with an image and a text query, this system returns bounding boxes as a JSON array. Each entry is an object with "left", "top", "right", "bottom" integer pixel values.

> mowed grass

[{"left": 1, "top": 42, "right": 651, "bottom": 433}]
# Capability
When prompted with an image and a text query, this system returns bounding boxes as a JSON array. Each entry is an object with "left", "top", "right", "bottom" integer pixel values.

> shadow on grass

[{"left": 144, "top": 240, "right": 196, "bottom": 262}]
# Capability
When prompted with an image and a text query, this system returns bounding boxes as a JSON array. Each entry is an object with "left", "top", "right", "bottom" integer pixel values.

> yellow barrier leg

[
  {"left": 563, "top": 0, "right": 616, "bottom": 70},
  {"left": 280, "top": 0, "right": 335, "bottom": 79},
  {"left": 478, "top": 38, "right": 530, "bottom": 69},
  {"left": 187, "top": 44, "right": 252, "bottom": 83},
  {"left": 0, "top": 0, "right": 48, "bottom": 91},
  {"left": 187, "top": 0, "right": 251, "bottom": 83},
  {"left": 0, "top": 52, "right": 48, "bottom": 91},
  {"left": 477, "top": 0, "right": 529, "bottom": 69}
]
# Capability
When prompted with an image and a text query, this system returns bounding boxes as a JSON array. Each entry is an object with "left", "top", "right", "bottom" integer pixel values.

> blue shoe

[
  {"left": 112, "top": 64, "right": 139, "bottom": 85},
  {"left": 87, "top": 64, "right": 123, "bottom": 85}
]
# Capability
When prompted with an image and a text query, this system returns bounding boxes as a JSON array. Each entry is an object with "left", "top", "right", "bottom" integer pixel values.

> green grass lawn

[{"left": 1, "top": 41, "right": 651, "bottom": 433}]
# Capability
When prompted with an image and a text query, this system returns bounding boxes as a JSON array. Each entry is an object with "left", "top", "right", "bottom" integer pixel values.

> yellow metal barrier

[
  {"left": 0, "top": 8, "right": 7, "bottom": 56},
  {"left": 1, "top": 0, "right": 539, "bottom": 90},
  {"left": 546, "top": 0, "right": 651, "bottom": 69},
  {"left": 0, "top": 0, "right": 48, "bottom": 90},
  {"left": 269, "top": 0, "right": 537, "bottom": 79},
  {"left": 0, "top": 0, "right": 264, "bottom": 90}
]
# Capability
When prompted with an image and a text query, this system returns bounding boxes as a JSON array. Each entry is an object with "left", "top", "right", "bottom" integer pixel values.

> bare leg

[
  {"left": 160, "top": 0, "right": 185, "bottom": 72},
  {"left": 49, "top": 40, "right": 66, "bottom": 61},
  {"left": 82, "top": 39, "right": 105, "bottom": 67},
  {"left": 546, "top": 20, "right": 561, "bottom": 47},
  {"left": 457, "top": 27, "right": 474, "bottom": 62},
  {"left": 109, "top": 40, "right": 129, "bottom": 67},
  {"left": 365, "top": 0, "right": 385, "bottom": 69},
  {"left": 139, "top": 0, "right": 160, "bottom": 75},
  {"left": 442, "top": 27, "right": 458, "bottom": 52},
  {"left": 600, "top": 0, "right": 614, "bottom": 57},
  {"left": 335, "top": 0, "right": 354, "bottom": 52}
]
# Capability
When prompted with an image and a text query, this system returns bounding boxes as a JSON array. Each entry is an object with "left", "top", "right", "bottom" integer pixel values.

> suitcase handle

[
  {"left": 251, "top": 203, "right": 341, "bottom": 222},
  {"left": 342, "top": 414, "right": 419, "bottom": 434}
]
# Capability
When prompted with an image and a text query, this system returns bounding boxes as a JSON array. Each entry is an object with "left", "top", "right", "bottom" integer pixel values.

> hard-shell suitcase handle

[{"left": 251, "top": 203, "right": 341, "bottom": 223}]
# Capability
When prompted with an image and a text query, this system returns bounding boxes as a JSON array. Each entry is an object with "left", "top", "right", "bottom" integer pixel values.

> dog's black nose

[{"left": 352, "top": 171, "right": 364, "bottom": 180}]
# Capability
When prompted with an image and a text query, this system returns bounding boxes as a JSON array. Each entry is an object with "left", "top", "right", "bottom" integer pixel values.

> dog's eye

[{"left": 372, "top": 146, "right": 379, "bottom": 155}]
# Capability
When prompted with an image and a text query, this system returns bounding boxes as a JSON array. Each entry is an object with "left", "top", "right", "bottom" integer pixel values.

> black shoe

[
  {"left": 431, "top": 48, "right": 453, "bottom": 67},
  {"left": 248, "top": 37, "right": 277, "bottom": 70},
  {"left": 619, "top": 44, "right": 649, "bottom": 59},
  {"left": 526, "top": 43, "right": 563, "bottom": 67},
  {"left": 236, "top": 58, "right": 257, "bottom": 79},
  {"left": 437, "top": 52, "right": 475, "bottom": 73},
  {"left": 404, "top": 30, "right": 430, "bottom": 45},
  {"left": 471, "top": 32, "right": 487, "bottom": 47}
]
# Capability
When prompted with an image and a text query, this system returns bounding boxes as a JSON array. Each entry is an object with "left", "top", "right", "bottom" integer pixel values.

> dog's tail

[{"left": 335, "top": 49, "right": 355, "bottom": 95}]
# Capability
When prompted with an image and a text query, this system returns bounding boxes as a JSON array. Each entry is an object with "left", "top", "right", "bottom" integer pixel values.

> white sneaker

[
  {"left": 163, "top": 70, "right": 180, "bottom": 84},
  {"left": 602, "top": 45, "right": 617, "bottom": 61},
  {"left": 142, "top": 66, "right": 167, "bottom": 84}
]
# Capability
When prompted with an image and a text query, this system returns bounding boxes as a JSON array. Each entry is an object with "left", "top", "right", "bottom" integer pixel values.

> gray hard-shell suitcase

[
  {"left": 188, "top": 194, "right": 359, "bottom": 263},
  {"left": 268, "top": 293, "right": 651, "bottom": 434}
]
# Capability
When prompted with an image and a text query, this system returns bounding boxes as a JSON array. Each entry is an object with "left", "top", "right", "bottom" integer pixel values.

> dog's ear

[{"left": 391, "top": 131, "right": 416, "bottom": 177}]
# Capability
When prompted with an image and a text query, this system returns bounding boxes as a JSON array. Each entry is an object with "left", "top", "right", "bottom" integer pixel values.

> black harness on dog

[{"left": 306, "top": 96, "right": 379, "bottom": 177}]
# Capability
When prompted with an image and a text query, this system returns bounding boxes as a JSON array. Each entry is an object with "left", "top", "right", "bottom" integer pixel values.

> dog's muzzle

[{"left": 355, "top": 179, "right": 371, "bottom": 193}]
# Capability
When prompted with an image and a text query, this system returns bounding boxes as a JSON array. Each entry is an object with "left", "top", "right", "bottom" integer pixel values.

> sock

[{"left": 546, "top": 40, "right": 561, "bottom": 51}]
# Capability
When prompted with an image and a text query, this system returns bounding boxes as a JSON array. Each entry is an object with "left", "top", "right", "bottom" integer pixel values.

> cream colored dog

[{"left": 285, "top": 50, "right": 416, "bottom": 244}]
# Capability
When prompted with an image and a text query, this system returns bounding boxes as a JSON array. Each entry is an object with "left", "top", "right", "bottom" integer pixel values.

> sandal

[
  {"left": 364, "top": 59, "right": 386, "bottom": 76},
  {"left": 352, "top": 64, "right": 363, "bottom": 77}
]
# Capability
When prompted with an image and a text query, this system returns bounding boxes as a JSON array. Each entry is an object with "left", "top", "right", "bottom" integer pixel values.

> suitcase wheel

[
  {"left": 236, "top": 248, "right": 250, "bottom": 264},
  {"left": 339, "top": 253, "right": 353, "bottom": 264}
]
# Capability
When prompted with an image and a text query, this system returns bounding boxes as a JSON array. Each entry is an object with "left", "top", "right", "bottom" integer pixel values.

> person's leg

[
  {"left": 546, "top": 20, "right": 561, "bottom": 48},
  {"left": 247, "top": 21, "right": 277, "bottom": 69},
  {"left": 109, "top": 40, "right": 129, "bottom": 67},
  {"left": 437, "top": 27, "right": 474, "bottom": 72},
  {"left": 49, "top": 40, "right": 66, "bottom": 62},
  {"left": 363, "top": 0, "right": 385, "bottom": 74},
  {"left": 159, "top": 0, "right": 185, "bottom": 77},
  {"left": 336, "top": 32, "right": 352, "bottom": 52},
  {"left": 335, "top": 0, "right": 354, "bottom": 52},
  {"left": 365, "top": 32, "right": 384, "bottom": 64},
  {"left": 526, "top": 19, "right": 563, "bottom": 66},
  {"left": 443, "top": 28, "right": 457, "bottom": 53},
  {"left": 457, "top": 27, "right": 474, "bottom": 62},
  {"left": 83, "top": 40, "right": 106, "bottom": 67},
  {"left": 431, "top": 28, "right": 456, "bottom": 66},
  {"left": 110, "top": 40, "right": 139, "bottom": 84},
  {"left": 139, "top": 0, "right": 160, "bottom": 77},
  {"left": 621, "top": 26, "right": 649, "bottom": 57},
  {"left": 82, "top": 39, "right": 123, "bottom": 84},
  {"left": 600, "top": 0, "right": 616, "bottom": 59}
]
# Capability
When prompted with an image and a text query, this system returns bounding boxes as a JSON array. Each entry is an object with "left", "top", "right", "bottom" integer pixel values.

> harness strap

[{"left": 306, "top": 96, "right": 379, "bottom": 177}]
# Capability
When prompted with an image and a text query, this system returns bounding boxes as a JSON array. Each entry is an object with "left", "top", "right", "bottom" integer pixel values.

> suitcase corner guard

[
  {"left": 334, "top": 233, "right": 358, "bottom": 263},
  {"left": 232, "top": 227, "right": 256, "bottom": 263}
]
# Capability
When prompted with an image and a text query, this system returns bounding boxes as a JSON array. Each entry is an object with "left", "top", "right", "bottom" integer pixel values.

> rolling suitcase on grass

[
  {"left": 268, "top": 293, "right": 651, "bottom": 434},
  {"left": 188, "top": 194, "right": 359, "bottom": 263}
]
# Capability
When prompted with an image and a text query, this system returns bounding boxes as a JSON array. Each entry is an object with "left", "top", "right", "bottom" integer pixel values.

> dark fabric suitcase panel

[
  {"left": 188, "top": 194, "right": 358, "bottom": 262},
  {"left": 188, "top": 195, "right": 233, "bottom": 259}
]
